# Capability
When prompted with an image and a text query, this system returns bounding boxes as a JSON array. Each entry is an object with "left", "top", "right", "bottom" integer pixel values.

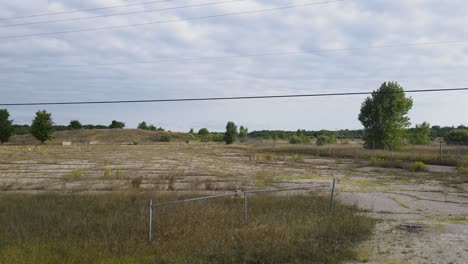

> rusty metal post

[
  {"left": 244, "top": 192, "right": 248, "bottom": 223},
  {"left": 329, "top": 178, "right": 336, "bottom": 209},
  {"left": 148, "top": 200, "right": 153, "bottom": 242}
]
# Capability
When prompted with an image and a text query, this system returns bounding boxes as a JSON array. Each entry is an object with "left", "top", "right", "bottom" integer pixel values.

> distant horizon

[{"left": 10, "top": 120, "right": 467, "bottom": 134}]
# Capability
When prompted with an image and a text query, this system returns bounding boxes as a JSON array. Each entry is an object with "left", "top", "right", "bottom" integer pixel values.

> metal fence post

[
  {"left": 244, "top": 192, "right": 248, "bottom": 223},
  {"left": 329, "top": 178, "right": 336, "bottom": 209},
  {"left": 439, "top": 141, "right": 443, "bottom": 161},
  {"left": 148, "top": 200, "right": 153, "bottom": 242}
]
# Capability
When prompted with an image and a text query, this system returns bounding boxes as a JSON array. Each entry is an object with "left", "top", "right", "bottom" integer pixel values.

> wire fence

[
  {"left": 147, "top": 181, "right": 334, "bottom": 242},
  {"left": 264, "top": 141, "right": 468, "bottom": 167}
]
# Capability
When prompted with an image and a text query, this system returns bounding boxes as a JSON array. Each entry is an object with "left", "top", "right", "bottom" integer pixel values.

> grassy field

[
  {"left": 0, "top": 192, "right": 374, "bottom": 264},
  {"left": 1, "top": 131, "right": 467, "bottom": 263}
]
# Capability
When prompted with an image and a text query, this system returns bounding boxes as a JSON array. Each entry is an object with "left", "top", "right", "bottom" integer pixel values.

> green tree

[
  {"left": 68, "top": 120, "right": 82, "bottom": 130},
  {"left": 31, "top": 110, "right": 54, "bottom": 143},
  {"left": 109, "top": 120, "right": 125, "bottom": 129},
  {"left": 224, "top": 121, "right": 238, "bottom": 145},
  {"left": 138, "top": 121, "right": 148, "bottom": 130},
  {"left": 0, "top": 109, "right": 13, "bottom": 144},
  {"left": 239, "top": 126, "right": 248, "bottom": 138},
  {"left": 189, "top": 128, "right": 195, "bottom": 134},
  {"left": 358, "top": 82, "right": 413, "bottom": 150},
  {"left": 412, "top": 122, "right": 431, "bottom": 145},
  {"left": 148, "top": 125, "right": 157, "bottom": 131},
  {"left": 445, "top": 129, "right": 468, "bottom": 143},
  {"left": 198, "top": 128, "right": 209, "bottom": 136}
]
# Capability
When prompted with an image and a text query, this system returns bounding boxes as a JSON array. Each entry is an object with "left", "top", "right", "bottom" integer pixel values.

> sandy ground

[{"left": 0, "top": 143, "right": 467, "bottom": 263}]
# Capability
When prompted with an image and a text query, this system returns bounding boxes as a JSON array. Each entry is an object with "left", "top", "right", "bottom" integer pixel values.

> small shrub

[
  {"left": 458, "top": 166, "right": 468, "bottom": 174},
  {"left": 63, "top": 169, "right": 82, "bottom": 181},
  {"left": 289, "top": 135, "right": 310, "bottom": 144},
  {"left": 411, "top": 161, "right": 426, "bottom": 172},
  {"left": 316, "top": 135, "right": 328, "bottom": 146},
  {"left": 256, "top": 153, "right": 277, "bottom": 161},
  {"left": 131, "top": 177, "right": 143, "bottom": 189},
  {"left": 205, "top": 181, "right": 217, "bottom": 190},
  {"left": 103, "top": 167, "right": 111, "bottom": 178},
  {"left": 292, "top": 154, "right": 303, "bottom": 162},
  {"left": 370, "top": 157, "right": 385, "bottom": 166},
  {"left": 160, "top": 134, "right": 172, "bottom": 142},
  {"left": 168, "top": 177, "right": 175, "bottom": 190}
]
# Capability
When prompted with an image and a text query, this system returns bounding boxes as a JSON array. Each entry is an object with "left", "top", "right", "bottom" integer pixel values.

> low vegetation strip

[{"left": 0, "top": 193, "right": 374, "bottom": 264}]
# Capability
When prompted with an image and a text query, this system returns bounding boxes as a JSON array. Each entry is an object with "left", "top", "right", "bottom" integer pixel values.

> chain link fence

[{"left": 147, "top": 181, "right": 334, "bottom": 242}]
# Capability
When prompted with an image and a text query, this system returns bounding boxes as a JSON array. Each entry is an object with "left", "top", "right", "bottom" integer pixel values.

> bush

[
  {"left": 410, "top": 161, "right": 426, "bottom": 172},
  {"left": 445, "top": 129, "right": 468, "bottom": 144},
  {"left": 316, "top": 135, "right": 328, "bottom": 146},
  {"left": 316, "top": 135, "right": 337, "bottom": 146},
  {"left": 68, "top": 120, "right": 82, "bottom": 130},
  {"left": 198, "top": 128, "right": 209, "bottom": 136},
  {"left": 289, "top": 135, "right": 302, "bottom": 144},
  {"left": 131, "top": 177, "right": 143, "bottom": 189},
  {"left": 289, "top": 135, "right": 311, "bottom": 144},
  {"left": 160, "top": 134, "right": 172, "bottom": 142},
  {"left": 109, "top": 120, "right": 125, "bottom": 129},
  {"left": 458, "top": 166, "right": 468, "bottom": 174},
  {"left": 370, "top": 157, "right": 385, "bottom": 166}
]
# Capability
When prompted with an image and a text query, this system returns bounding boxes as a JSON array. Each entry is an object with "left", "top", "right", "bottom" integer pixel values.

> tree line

[
  {"left": 0, "top": 109, "right": 247, "bottom": 145},
  {"left": 1, "top": 82, "right": 467, "bottom": 147}
]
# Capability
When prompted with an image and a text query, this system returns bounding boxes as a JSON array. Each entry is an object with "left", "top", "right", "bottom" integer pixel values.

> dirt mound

[{"left": 7, "top": 129, "right": 195, "bottom": 145}]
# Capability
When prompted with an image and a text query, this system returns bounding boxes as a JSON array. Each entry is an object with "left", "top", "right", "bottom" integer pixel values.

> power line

[
  {"left": 0, "top": 0, "right": 182, "bottom": 21},
  {"left": 4, "top": 39, "right": 468, "bottom": 70},
  {"left": 0, "top": 1, "right": 346, "bottom": 39},
  {"left": 1, "top": 88, "right": 467, "bottom": 106},
  {"left": 0, "top": 0, "right": 246, "bottom": 28}
]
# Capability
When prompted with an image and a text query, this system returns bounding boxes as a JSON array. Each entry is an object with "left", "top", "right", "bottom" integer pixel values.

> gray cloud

[{"left": 1, "top": 0, "right": 467, "bottom": 131}]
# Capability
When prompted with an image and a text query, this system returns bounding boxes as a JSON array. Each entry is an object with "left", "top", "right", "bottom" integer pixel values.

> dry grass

[
  {"left": 250, "top": 143, "right": 468, "bottom": 166},
  {"left": 0, "top": 192, "right": 374, "bottom": 264},
  {"left": 6, "top": 129, "right": 196, "bottom": 145}
]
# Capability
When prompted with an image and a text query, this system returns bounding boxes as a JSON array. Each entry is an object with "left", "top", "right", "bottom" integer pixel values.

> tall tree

[
  {"left": 238, "top": 126, "right": 248, "bottom": 142},
  {"left": 358, "top": 82, "right": 413, "bottom": 149},
  {"left": 31, "top": 110, "right": 54, "bottom": 143},
  {"left": 412, "top": 122, "right": 431, "bottom": 144},
  {"left": 198, "top": 128, "right": 209, "bottom": 136},
  {"left": 109, "top": 120, "right": 125, "bottom": 129},
  {"left": 138, "top": 121, "right": 148, "bottom": 130},
  {"left": 224, "top": 121, "right": 238, "bottom": 145},
  {"left": 68, "top": 120, "right": 82, "bottom": 130},
  {"left": 239, "top": 126, "right": 248, "bottom": 138},
  {"left": 0, "top": 109, "right": 13, "bottom": 144}
]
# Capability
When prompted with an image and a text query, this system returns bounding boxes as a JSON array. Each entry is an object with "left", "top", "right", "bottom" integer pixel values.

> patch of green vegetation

[
  {"left": 275, "top": 174, "right": 322, "bottom": 180},
  {"left": 62, "top": 169, "right": 83, "bottom": 181},
  {"left": 103, "top": 167, "right": 111, "bottom": 178},
  {"left": 0, "top": 193, "right": 374, "bottom": 264},
  {"left": 389, "top": 196, "right": 411, "bottom": 209},
  {"left": 410, "top": 161, "right": 426, "bottom": 172},
  {"left": 457, "top": 166, "right": 468, "bottom": 174},
  {"left": 347, "top": 179, "right": 386, "bottom": 188},
  {"left": 254, "top": 173, "right": 275, "bottom": 187},
  {"left": 101, "top": 167, "right": 127, "bottom": 180},
  {"left": 291, "top": 154, "right": 303, "bottom": 162}
]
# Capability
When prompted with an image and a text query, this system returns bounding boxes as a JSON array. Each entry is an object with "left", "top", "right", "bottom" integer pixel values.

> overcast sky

[{"left": 1, "top": 0, "right": 467, "bottom": 131}]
